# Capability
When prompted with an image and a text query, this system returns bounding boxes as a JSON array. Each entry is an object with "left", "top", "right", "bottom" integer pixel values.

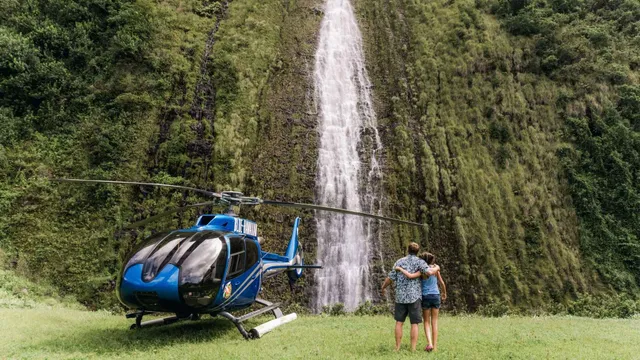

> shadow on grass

[{"left": 28, "top": 317, "right": 244, "bottom": 356}]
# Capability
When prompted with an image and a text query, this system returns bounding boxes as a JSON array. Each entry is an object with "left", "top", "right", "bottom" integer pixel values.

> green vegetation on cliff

[
  {"left": 1, "top": 0, "right": 219, "bottom": 308},
  {"left": 358, "top": 0, "right": 639, "bottom": 309},
  {"left": 0, "top": 0, "right": 322, "bottom": 309}
]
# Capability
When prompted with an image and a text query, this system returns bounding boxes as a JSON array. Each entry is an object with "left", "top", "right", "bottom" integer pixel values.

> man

[{"left": 380, "top": 242, "right": 439, "bottom": 351}]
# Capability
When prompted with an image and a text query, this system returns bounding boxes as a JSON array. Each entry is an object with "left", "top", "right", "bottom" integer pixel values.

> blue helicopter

[{"left": 55, "top": 179, "right": 424, "bottom": 339}]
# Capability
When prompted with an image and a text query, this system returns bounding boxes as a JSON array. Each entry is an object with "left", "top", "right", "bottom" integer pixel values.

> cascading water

[{"left": 313, "top": 0, "right": 383, "bottom": 312}]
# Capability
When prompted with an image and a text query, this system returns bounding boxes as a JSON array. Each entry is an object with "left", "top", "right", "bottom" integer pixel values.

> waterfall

[{"left": 313, "top": 0, "right": 383, "bottom": 312}]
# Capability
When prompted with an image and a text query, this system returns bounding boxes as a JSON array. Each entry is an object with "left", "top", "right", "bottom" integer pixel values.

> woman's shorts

[{"left": 422, "top": 294, "right": 441, "bottom": 309}]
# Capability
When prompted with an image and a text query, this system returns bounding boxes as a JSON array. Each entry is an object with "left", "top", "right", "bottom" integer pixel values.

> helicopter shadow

[{"left": 29, "top": 317, "right": 244, "bottom": 356}]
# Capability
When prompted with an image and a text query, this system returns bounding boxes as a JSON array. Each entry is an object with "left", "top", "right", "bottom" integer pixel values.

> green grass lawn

[{"left": 1, "top": 307, "right": 639, "bottom": 359}]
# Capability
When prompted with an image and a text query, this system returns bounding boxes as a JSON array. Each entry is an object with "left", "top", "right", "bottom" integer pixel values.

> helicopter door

[
  {"left": 245, "top": 240, "right": 259, "bottom": 270},
  {"left": 224, "top": 236, "right": 260, "bottom": 308}
]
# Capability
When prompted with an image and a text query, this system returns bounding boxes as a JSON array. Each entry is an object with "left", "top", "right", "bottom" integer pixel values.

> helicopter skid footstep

[{"left": 127, "top": 312, "right": 199, "bottom": 330}]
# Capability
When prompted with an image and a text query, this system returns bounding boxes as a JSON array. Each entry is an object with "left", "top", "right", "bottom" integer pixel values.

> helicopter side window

[
  {"left": 245, "top": 239, "right": 259, "bottom": 269},
  {"left": 226, "top": 236, "right": 245, "bottom": 279}
]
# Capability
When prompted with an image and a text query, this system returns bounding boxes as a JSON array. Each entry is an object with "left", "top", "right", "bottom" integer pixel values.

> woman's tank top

[{"left": 421, "top": 265, "right": 440, "bottom": 295}]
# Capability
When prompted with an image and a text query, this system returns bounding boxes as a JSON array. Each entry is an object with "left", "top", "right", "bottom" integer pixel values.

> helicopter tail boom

[{"left": 261, "top": 217, "right": 320, "bottom": 280}]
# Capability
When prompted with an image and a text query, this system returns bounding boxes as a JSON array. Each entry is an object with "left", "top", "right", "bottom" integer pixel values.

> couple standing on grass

[{"left": 380, "top": 242, "right": 447, "bottom": 352}]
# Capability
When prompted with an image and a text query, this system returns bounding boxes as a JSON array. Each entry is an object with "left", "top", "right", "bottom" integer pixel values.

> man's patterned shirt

[{"left": 388, "top": 255, "right": 428, "bottom": 304}]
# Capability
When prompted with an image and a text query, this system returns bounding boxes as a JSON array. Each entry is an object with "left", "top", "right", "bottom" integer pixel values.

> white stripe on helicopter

[
  {"left": 210, "top": 263, "right": 262, "bottom": 311},
  {"left": 210, "top": 249, "right": 299, "bottom": 311},
  {"left": 262, "top": 255, "right": 300, "bottom": 275}
]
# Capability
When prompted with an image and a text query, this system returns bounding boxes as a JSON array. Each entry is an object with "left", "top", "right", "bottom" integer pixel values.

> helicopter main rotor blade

[
  {"left": 52, "top": 178, "right": 221, "bottom": 198},
  {"left": 52, "top": 178, "right": 425, "bottom": 228},
  {"left": 124, "top": 200, "right": 221, "bottom": 229},
  {"left": 260, "top": 200, "right": 426, "bottom": 227}
]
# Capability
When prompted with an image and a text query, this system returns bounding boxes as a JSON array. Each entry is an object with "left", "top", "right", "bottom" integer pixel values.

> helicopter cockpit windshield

[
  {"left": 118, "top": 230, "right": 231, "bottom": 309},
  {"left": 177, "top": 234, "right": 227, "bottom": 286},
  {"left": 122, "top": 231, "right": 228, "bottom": 303},
  {"left": 175, "top": 232, "right": 228, "bottom": 308}
]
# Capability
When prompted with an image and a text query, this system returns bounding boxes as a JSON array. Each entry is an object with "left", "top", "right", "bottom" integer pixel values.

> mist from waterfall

[{"left": 313, "top": 0, "right": 383, "bottom": 312}]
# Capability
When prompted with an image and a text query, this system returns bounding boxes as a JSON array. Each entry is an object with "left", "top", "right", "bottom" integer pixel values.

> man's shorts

[
  {"left": 394, "top": 299, "right": 422, "bottom": 324},
  {"left": 422, "top": 294, "right": 441, "bottom": 309}
]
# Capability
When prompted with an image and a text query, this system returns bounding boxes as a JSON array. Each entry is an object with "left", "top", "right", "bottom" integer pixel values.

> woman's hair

[{"left": 419, "top": 252, "right": 436, "bottom": 265}]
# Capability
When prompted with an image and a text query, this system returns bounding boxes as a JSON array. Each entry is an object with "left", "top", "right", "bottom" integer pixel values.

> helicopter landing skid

[
  {"left": 218, "top": 298, "right": 291, "bottom": 340},
  {"left": 127, "top": 311, "right": 199, "bottom": 330},
  {"left": 125, "top": 299, "right": 294, "bottom": 339}
]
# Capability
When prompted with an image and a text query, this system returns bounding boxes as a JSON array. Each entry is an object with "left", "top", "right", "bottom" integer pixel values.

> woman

[{"left": 396, "top": 252, "right": 446, "bottom": 352}]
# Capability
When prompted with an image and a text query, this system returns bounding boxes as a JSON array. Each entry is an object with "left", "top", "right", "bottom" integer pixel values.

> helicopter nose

[{"left": 118, "top": 263, "right": 181, "bottom": 310}]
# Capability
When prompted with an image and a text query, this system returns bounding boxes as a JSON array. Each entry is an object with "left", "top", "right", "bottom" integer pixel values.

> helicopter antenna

[{"left": 52, "top": 178, "right": 427, "bottom": 228}]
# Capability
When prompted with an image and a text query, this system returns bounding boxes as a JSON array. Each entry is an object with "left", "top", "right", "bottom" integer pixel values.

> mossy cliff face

[
  {"left": 238, "top": 0, "right": 324, "bottom": 305},
  {"left": 1, "top": 0, "right": 222, "bottom": 309},
  {"left": 358, "top": 0, "right": 585, "bottom": 310},
  {"left": 0, "top": 0, "right": 324, "bottom": 309},
  {"left": 357, "top": 0, "right": 639, "bottom": 310}
]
